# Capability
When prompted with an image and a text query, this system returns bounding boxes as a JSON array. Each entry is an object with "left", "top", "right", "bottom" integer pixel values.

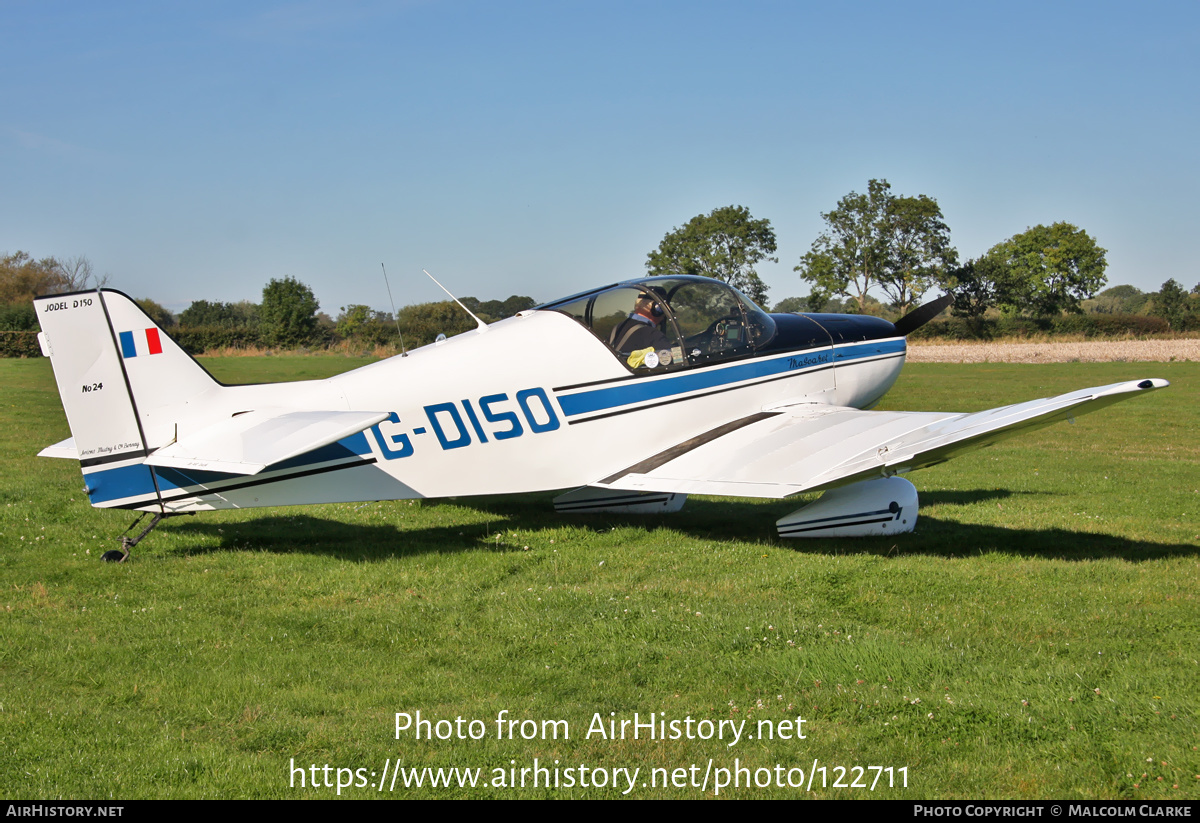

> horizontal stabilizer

[
  {"left": 38, "top": 437, "right": 78, "bottom": 460},
  {"left": 597, "top": 379, "right": 1168, "bottom": 499},
  {"left": 145, "top": 410, "right": 390, "bottom": 475}
]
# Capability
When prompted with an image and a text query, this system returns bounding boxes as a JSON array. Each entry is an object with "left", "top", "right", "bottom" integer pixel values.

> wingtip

[{"left": 1137, "top": 379, "right": 1169, "bottom": 390}]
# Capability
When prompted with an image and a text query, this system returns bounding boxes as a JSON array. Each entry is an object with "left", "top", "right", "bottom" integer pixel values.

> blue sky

[{"left": 2, "top": 0, "right": 1197, "bottom": 314}]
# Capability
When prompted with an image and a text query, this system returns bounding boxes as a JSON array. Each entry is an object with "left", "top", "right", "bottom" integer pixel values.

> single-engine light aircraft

[{"left": 35, "top": 276, "right": 1167, "bottom": 558}]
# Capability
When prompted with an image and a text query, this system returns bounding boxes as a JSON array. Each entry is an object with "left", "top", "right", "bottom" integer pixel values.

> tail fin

[{"left": 35, "top": 289, "right": 220, "bottom": 508}]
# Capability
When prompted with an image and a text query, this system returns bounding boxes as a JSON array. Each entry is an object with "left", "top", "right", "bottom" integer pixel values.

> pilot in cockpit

[{"left": 607, "top": 288, "right": 673, "bottom": 369}]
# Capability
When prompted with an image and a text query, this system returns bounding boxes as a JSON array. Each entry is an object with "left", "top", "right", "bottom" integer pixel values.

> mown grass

[{"left": 1, "top": 356, "right": 1196, "bottom": 799}]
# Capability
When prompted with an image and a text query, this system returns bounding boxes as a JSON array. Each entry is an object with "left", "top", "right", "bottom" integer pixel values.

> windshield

[{"left": 540, "top": 276, "right": 776, "bottom": 372}]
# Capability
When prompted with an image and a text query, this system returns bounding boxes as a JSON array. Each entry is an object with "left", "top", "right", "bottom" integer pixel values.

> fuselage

[
  {"left": 75, "top": 277, "right": 908, "bottom": 512},
  {"left": 331, "top": 308, "right": 905, "bottom": 497}
]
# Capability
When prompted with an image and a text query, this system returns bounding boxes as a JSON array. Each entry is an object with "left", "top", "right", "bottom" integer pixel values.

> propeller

[{"left": 893, "top": 293, "right": 954, "bottom": 336}]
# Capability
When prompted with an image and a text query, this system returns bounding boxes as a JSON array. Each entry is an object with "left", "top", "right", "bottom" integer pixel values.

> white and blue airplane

[{"left": 34, "top": 276, "right": 1167, "bottom": 558}]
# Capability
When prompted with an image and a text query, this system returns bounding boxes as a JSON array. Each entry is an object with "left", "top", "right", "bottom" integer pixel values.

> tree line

[
  {"left": 4, "top": 183, "right": 1198, "bottom": 357},
  {"left": 0, "top": 255, "right": 539, "bottom": 356},
  {"left": 645, "top": 181, "right": 1199, "bottom": 332},
  {"left": 138, "top": 279, "right": 538, "bottom": 354}
]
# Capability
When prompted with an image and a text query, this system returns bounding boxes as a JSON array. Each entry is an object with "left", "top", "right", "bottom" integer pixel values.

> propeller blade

[{"left": 894, "top": 293, "right": 954, "bottom": 336}]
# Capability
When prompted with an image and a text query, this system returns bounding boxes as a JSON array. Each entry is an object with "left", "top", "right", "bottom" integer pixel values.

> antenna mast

[
  {"left": 423, "top": 269, "right": 487, "bottom": 331},
  {"left": 381, "top": 263, "right": 407, "bottom": 356}
]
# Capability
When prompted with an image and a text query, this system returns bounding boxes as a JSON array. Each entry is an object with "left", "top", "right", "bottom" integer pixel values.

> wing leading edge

[{"left": 594, "top": 379, "right": 1168, "bottom": 499}]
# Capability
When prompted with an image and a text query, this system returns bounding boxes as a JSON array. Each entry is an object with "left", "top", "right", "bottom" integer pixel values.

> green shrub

[
  {"left": 0, "top": 331, "right": 42, "bottom": 357},
  {"left": 912, "top": 312, "right": 1175, "bottom": 341},
  {"left": 0, "top": 302, "right": 38, "bottom": 331},
  {"left": 172, "top": 325, "right": 265, "bottom": 354}
]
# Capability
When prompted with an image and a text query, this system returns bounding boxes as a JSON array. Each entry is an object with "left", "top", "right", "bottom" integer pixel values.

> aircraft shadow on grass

[{"left": 162, "top": 491, "right": 1197, "bottom": 564}]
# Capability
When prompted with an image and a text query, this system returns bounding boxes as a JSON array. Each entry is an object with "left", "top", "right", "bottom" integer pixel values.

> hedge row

[
  {"left": 0, "top": 319, "right": 270, "bottom": 358},
  {"left": 1, "top": 331, "right": 42, "bottom": 357},
  {"left": 169, "top": 325, "right": 266, "bottom": 353},
  {"left": 4, "top": 313, "right": 1193, "bottom": 357}
]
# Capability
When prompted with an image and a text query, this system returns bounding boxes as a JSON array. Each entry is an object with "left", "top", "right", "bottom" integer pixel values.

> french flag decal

[{"left": 119, "top": 328, "right": 163, "bottom": 358}]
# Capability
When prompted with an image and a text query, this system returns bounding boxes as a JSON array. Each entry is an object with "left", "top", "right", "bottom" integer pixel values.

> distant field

[
  {"left": 908, "top": 337, "right": 1200, "bottom": 363},
  {"left": 1, "top": 355, "right": 1196, "bottom": 799}
]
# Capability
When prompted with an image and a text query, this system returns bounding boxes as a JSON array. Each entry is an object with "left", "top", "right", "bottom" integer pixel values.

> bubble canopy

[{"left": 538, "top": 276, "right": 778, "bottom": 373}]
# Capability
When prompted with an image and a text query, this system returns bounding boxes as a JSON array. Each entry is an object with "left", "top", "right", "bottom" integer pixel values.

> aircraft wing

[
  {"left": 594, "top": 379, "right": 1168, "bottom": 499},
  {"left": 143, "top": 410, "right": 390, "bottom": 475}
]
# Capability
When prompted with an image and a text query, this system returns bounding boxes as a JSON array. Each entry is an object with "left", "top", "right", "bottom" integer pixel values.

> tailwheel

[{"left": 106, "top": 512, "right": 176, "bottom": 561}]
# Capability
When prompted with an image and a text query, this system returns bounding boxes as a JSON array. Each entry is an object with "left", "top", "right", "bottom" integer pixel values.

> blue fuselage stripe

[
  {"left": 556, "top": 339, "right": 903, "bottom": 417},
  {"left": 85, "top": 463, "right": 170, "bottom": 504},
  {"left": 84, "top": 432, "right": 375, "bottom": 505}
]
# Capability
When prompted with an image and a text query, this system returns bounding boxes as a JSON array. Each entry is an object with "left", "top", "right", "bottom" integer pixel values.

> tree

[
  {"left": 460, "top": 295, "right": 538, "bottom": 322},
  {"left": 947, "top": 256, "right": 1007, "bottom": 319},
  {"left": 1, "top": 251, "right": 59, "bottom": 303},
  {"left": 396, "top": 300, "right": 478, "bottom": 349},
  {"left": 0, "top": 302, "right": 37, "bottom": 331},
  {"left": 646, "top": 205, "right": 777, "bottom": 305},
  {"left": 179, "top": 299, "right": 248, "bottom": 328},
  {"left": 987, "top": 223, "right": 1107, "bottom": 315},
  {"left": 1, "top": 251, "right": 106, "bottom": 304},
  {"left": 794, "top": 248, "right": 844, "bottom": 311},
  {"left": 228, "top": 300, "right": 261, "bottom": 329},
  {"left": 1150, "top": 279, "right": 1191, "bottom": 330},
  {"left": 136, "top": 298, "right": 175, "bottom": 328},
  {"left": 884, "top": 194, "right": 957, "bottom": 312},
  {"left": 773, "top": 293, "right": 877, "bottom": 314},
  {"left": 1084, "top": 284, "right": 1148, "bottom": 315},
  {"left": 336, "top": 304, "right": 376, "bottom": 338},
  {"left": 796, "top": 179, "right": 955, "bottom": 313},
  {"left": 260, "top": 276, "right": 320, "bottom": 347},
  {"left": 770, "top": 296, "right": 809, "bottom": 313},
  {"left": 56, "top": 255, "right": 108, "bottom": 292},
  {"left": 336, "top": 304, "right": 397, "bottom": 346}
]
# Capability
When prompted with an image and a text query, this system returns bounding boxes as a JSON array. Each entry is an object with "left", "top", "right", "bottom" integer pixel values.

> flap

[
  {"left": 144, "top": 410, "right": 390, "bottom": 475},
  {"left": 596, "top": 379, "right": 1168, "bottom": 499}
]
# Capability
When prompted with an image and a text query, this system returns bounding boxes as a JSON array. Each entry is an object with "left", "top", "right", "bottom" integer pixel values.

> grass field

[{"left": 1, "top": 355, "right": 1196, "bottom": 799}]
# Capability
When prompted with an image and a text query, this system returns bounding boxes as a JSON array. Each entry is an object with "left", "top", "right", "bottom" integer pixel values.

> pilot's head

[{"left": 636, "top": 288, "right": 667, "bottom": 319}]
